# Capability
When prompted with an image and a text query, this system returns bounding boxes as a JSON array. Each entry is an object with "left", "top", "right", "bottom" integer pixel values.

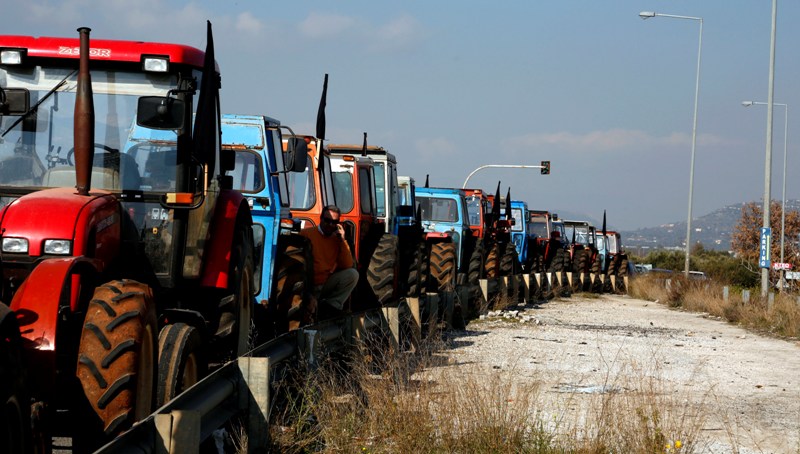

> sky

[{"left": 5, "top": 1, "right": 800, "bottom": 231}]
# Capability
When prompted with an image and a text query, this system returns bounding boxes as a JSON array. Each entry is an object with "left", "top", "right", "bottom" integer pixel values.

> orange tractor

[{"left": 0, "top": 24, "right": 273, "bottom": 451}]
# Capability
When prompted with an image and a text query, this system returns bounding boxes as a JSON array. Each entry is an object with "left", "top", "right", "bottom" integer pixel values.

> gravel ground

[{"left": 434, "top": 294, "right": 800, "bottom": 454}]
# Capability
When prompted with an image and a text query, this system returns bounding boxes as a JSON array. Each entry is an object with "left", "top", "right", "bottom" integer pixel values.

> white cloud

[
  {"left": 368, "top": 14, "right": 425, "bottom": 52},
  {"left": 298, "top": 12, "right": 356, "bottom": 39},
  {"left": 235, "top": 11, "right": 263, "bottom": 34}
]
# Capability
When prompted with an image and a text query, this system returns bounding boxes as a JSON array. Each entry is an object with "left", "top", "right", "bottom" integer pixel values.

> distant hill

[{"left": 618, "top": 200, "right": 800, "bottom": 254}]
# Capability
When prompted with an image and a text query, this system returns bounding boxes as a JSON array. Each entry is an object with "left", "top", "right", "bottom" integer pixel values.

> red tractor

[{"left": 0, "top": 25, "right": 266, "bottom": 451}]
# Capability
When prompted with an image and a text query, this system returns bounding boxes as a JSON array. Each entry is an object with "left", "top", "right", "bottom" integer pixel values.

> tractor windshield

[
  {"left": 465, "top": 195, "right": 482, "bottom": 227},
  {"left": 372, "top": 162, "right": 386, "bottom": 217},
  {"left": 416, "top": 196, "right": 459, "bottom": 223},
  {"left": 529, "top": 218, "right": 549, "bottom": 238},
  {"left": 0, "top": 65, "right": 180, "bottom": 192},
  {"left": 511, "top": 208, "right": 524, "bottom": 232}
]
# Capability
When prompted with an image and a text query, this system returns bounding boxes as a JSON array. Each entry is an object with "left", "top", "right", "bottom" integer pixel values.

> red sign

[{"left": 772, "top": 262, "right": 793, "bottom": 270}]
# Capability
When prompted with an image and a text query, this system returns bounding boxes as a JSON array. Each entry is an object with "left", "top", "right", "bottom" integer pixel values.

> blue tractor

[{"left": 222, "top": 114, "right": 312, "bottom": 337}]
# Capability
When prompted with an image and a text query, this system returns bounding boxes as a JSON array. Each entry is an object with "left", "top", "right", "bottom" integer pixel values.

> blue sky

[{"left": 5, "top": 1, "right": 800, "bottom": 230}]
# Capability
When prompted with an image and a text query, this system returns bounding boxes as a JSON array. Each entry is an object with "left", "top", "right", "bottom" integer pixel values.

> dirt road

[{"left": 439, "top": 294, "right": 800, "bottom": 453}]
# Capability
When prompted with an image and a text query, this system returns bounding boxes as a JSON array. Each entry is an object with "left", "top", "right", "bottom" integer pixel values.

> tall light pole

[
  {"left": 462, "top": 164, "right": 546, "bottom": 189},
  {"left": 639, "top": 11, "right": 703, "bottom": 278},
  {"left": 743, "top": 100, "right": 789, "bottom": 291}
]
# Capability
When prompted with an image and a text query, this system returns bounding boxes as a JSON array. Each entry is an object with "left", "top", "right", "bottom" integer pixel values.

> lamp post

[
  {"left": 461, "top": 164, "right": 544, "bottom": 189},
  {"left": 742, "top": 100, "right": 789, "bottom": 291},
  {"left": 639, "top": 11, "right": 703, "bottom": 279}
]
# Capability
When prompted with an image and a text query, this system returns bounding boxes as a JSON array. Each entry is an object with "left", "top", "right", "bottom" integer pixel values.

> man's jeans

[{"left": 314, "top": 268, "right": 359, "bottom": 311}]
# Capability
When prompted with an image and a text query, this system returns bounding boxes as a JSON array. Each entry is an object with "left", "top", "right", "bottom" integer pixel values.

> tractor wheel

[
  {"left": 430, "top": 242, "right": 457, "bottom": 291},
  {"left": 466, "top": 239, "right": 485, "bottom": 316},
  {"left": 548, "top": 248, "right": 566, "bottom": 273},
  {"left": 157, "top": 323, "right": 205, "bottom": 407},
  {"left": 499, "top": 243, "right": 520, "bottom": 276},
  {"left": 618, "top": 255, "right": 629, "bottom": 277},
  {"left": 573, "top": 247, "right": 588, "bottom": 274},
  {"left": 485, "top": 244, "right": 499, "bottom": 279},
  {"left": 406, "top": 243, "right": 425, "bottom": 298},
  {"left": 229, "top": 225, "right": 255, "bottom": 357},
  {"left": 0, "top": 304, "right": 30, "bottom": 454},
  {"left": 77, "top": 280, "right": 158, "bottom": 437},
  {"left": 467, "top": 238, "right": 485, "bottom": 285},
  {"left": 418, "top": 242, "right": 430, "bottom": 294},
  {"left": 367, "top": 234, "right": 399, "bottom": 305},
  {"left": 272, "top": 235, "right": 311, "bottom": 334},
  {"left": 590, "top": 253, "right": 601, "bottom": 274}
]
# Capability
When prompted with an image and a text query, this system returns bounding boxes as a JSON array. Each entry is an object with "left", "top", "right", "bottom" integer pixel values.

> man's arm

[{"left": 336, "top": 225, "right": 354, "bottom": 269}]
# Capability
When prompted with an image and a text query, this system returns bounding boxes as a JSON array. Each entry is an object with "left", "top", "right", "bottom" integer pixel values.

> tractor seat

[{"left": 42, "top": 166, "right": 121, "bottom": 190}]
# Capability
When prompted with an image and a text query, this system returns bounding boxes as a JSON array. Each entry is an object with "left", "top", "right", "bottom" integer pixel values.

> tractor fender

[
  {"left": 425, "top": 232, "right": 450, "bottom": 241},
  {"left": 9, "top": 256, "right": 101, "bottom": 391},
  {"left": 200, "top": 189, "right": 252, "bottom": 289}
]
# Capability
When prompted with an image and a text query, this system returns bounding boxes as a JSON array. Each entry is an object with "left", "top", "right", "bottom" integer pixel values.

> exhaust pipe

[{"left": 74, "top": 27, "right": 94, "bottom": 195}]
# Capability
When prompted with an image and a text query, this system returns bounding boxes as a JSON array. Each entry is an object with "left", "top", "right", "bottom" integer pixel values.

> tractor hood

[{"left": 0, "top": 188, "right": 118, "bottom": 257}]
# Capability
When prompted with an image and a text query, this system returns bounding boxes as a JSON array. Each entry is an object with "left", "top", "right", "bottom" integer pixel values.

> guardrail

[
  {"left": 95, "top": 296, "right": 443, "bottom": 453},
  {"left": 96, "top": 269, "right": 627, "bottom": 453}
]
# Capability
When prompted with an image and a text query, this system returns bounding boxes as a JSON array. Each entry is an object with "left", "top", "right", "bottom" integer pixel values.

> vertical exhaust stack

[{"left": 74, "top": 27, "right": 94, "bottom": 195}]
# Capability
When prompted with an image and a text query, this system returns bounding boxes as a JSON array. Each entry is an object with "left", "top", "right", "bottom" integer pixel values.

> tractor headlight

[
  {"left": 0, "top": 49, "right": 23, "bottom": 65},
  {"left": 2, "top": 237, "right": 28, "bottom": 253},
  {"left": 44, "top": 239, "right": 72, "bottom": 255},
  {"left": 142, "top": 56, "right": 169, "bottom": 73}
]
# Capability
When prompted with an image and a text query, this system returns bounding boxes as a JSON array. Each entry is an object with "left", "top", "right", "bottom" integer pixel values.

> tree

[{"left": 731, "top": 201, "right": 800, "bottom": 283}]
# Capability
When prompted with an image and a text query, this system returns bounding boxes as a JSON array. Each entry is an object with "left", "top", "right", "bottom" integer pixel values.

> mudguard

[
  {"left": 425, "top": 232, "right": 450, "bottom": 240},
  {"left": 9, "top": 256, "right": 101, "bottom": 392},
  {"left": 200, "top": 189, "right": 251, "bottom": 288}
]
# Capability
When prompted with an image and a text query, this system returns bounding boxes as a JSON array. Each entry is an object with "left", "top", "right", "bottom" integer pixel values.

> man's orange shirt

[{"left": 300, "top": 226, "right": 354, "bottom": 286}]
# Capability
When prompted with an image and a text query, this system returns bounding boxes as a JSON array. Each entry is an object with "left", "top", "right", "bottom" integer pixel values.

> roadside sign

[
  {"left": 759, "top": 227, "right": 771, "bottom": 269},
  {"left": 772, "top": 262, "right": 792, "bottom": 271},
  {"left": 786, "top": 271, "right": 800, "bottom": 280}
]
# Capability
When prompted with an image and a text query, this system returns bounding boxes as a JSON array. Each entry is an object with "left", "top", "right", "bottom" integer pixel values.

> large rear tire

[
  {"left": 429, "top": 242, "right": 457, "bottom": 292},
  {"left": 466, "top": 238, "right": 485, "bottom": 316},
  {"left": 367, "top": 233, "right": 399, "bottom": 306},
  {"left": 77, "top": 280, "right": 157, "bottom": 437},
  {"left": 0, "top": 304, "right": 30, "bottom": 454},
  {"left": 485, "top": 243, "right": 500, "bottom": 279},
  {"left": 406, "top": 243, "right": 421, "bottom": 298},
  {"left": 157, "top": 323, "right": 205, "bottom": 407},
  {"left": 272, "top": 235, "right": 311, "bottom": 334},
  {"left": 499, "top": 243, "right": 520, "bottom": 276},
  {"left": 229, "top": 225, "right": 255, "bottom": 357}
]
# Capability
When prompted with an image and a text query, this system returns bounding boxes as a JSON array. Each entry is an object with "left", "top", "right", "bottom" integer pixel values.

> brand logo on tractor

[{"left": 58, "top": 46, "right": 111, "bottom": 57}]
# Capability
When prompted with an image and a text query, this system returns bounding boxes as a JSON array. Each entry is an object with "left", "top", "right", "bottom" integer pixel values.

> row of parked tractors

[{"left": 0, "top": 24, "right": 630, "bottom": 453}]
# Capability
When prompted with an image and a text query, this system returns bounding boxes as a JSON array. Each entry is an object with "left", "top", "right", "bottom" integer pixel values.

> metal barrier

[
  {"left": 95, "top": 296, "right": 440, "bottom": 453},
  {"left": 96, "top": 272, "right": 631, "bottom": 453}
]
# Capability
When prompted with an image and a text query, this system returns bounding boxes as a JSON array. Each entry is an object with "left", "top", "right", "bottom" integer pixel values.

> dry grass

[
  {"left": 264, "top": 332, "right": 713, "bottom": 453},
  {"left": 630, "top": 274, "right": 800, "bottom": 339}
]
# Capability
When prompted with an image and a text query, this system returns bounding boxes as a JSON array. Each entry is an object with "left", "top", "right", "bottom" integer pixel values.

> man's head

[{"left": 320, "top": 205, "right": 342, "bottom": 236}]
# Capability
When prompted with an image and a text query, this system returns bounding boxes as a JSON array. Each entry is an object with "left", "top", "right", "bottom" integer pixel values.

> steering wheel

[{"left": 65, "top": 143, "right": 119, "bottom": 166}]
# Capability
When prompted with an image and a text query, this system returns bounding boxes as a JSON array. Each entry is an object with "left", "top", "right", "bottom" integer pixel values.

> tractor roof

[{"left": 0, "top": 34, "right": 213, "bottom": 70}]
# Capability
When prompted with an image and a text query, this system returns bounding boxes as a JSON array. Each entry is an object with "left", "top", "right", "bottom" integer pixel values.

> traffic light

[{"left": 540, "top": 160, "right": 550, "bottom": 175}]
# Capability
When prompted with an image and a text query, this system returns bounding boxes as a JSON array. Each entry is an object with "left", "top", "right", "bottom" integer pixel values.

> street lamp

[
  {"left": 639, "top": 11, "right": 703, "bottom": 279},
  {"left": 743, "top": 100, "right": 789, "bottom": 291},
  {"left": 461, "top": 164, "right": 545, "bottom": 189}
]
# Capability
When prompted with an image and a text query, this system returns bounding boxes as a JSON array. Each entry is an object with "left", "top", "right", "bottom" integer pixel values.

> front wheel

[
  {"left": 77, "top": 280, "right": 158, "bottom": 437},
  {"left": 157, "top": 323, "right": 205, "bottom": 407}
]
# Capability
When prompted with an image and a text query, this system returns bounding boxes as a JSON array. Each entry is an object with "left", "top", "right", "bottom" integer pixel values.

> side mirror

[
  {"left": 137, "top": 96, "right": 185, "bottom": 130},
  {"left": 284, "top": 137, "right": 308, "bottom": 172},
  {"left": 0, "top": 88, "right": 30, "bottom": 116},
  {"left": 220, "top": 147, "right": 235, "bottom": 172}
]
